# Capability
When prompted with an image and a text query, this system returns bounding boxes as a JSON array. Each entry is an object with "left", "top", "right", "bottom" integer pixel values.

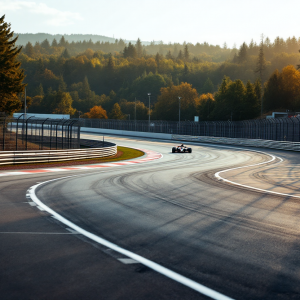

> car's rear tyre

[
  {"left": 188, "top": 148, "right": 192, "bottom": 153},
  {"left": 172, "top": 147, "right": 176, "bottom": 153}
]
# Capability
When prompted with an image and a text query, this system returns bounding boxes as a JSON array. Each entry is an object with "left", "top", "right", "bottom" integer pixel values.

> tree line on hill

[{"left": 2, "top": 14, "right": 300, "bottom": 121}]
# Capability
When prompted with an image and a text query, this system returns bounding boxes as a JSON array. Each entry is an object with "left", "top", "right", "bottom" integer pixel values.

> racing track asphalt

[{"left": 1, "top": 133, "right": 300, "bottom": 300}]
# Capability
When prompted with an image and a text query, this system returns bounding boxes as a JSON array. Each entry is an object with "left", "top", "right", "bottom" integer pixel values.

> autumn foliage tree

[
  {"left": 196, "top": 93, "right": 215, "bottom": 121},
  {"left": 0, "top": 15, "right": 26, "bottom": 115},
  {"left": 264, "top": 65, "right": 300, "bottom": 111},
  {"left": 109, "top": 103, "right": 124, "bottom": 119},
  {"left": 153, "top": 82, "right": 199, "bottom": 121},
  {"left": 82, "top": 105, "right": 108, "bottom": 119},
  {"left": 119, "top": 99, "right": 148, "bottom": 120},
  {"left": 53, "top": 92, "right": 76, "bottom": 115}
]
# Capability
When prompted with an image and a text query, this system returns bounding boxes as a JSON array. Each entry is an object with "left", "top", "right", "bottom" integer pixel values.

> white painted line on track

[
  {"left": 0, "top": 231, "right": 78, "bottom": 235},
  {"left": 66, "top": 228, "right": 80, "bottom": 234},
  {"left": 213, "top": 148, "right": 300, "bottom": 199},
  {"left": 28, "top": 176, "right": 234, "bottom": 300},
  {"left": 118, "top": 258, "right": 139, "bottom": 264}
]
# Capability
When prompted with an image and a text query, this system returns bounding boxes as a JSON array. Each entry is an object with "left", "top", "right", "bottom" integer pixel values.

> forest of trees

[
  {"left": 0, "top": 15, "right": 26, "bottom": 115},
  {"left": 5, "top": 26, "right": 300, "bottom": 121}
]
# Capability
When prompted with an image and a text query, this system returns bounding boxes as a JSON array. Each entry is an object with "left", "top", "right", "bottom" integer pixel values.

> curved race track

[{"left": 1, "top": 133, "right": 300, "bottom": 300}]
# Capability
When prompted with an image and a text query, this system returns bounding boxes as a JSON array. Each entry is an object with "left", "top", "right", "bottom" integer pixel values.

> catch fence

[
  {"left": 0, "top": 116, "right": 80, "bottom": 151},
  {"left": 80, "top": 117, "right": 300, "bottom": 142}
]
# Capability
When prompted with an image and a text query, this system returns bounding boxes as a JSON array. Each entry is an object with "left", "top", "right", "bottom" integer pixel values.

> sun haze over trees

[{"left": 6, "top": 27, "right": 300, "bottom": 120}]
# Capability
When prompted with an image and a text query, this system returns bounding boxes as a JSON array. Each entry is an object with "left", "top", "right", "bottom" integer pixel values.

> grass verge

[{"left": 0, "top": 146, "right": 144, "bottom": 170}]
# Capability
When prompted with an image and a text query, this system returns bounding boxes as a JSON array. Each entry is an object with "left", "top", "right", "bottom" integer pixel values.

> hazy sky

[{"left": 1, "top": 0, "right": 299, "bottom": 47}]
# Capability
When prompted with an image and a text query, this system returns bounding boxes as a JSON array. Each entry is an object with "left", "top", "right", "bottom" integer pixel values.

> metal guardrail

[
  {"left": 0, "top": 141, "right": 117, "bottom": 166},
  {"left": 1, "top": 116, "right": 80, "bottom": 151},
  {"left": 173, "top": 135, "right": 300, "bottom": 152}
]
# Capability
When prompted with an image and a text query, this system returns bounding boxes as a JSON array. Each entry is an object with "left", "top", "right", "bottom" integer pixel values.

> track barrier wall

[
  {"left": 79, "top": 117, "right": 300, "bottom": 142},
  {"left": 0, "top": 140, "right": 117, "bottom": 166},
  {"left": 81, "top": 121, "right": 300, "bottom": 152}
]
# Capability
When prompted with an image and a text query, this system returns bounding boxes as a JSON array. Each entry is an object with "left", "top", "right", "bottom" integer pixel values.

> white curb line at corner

[
  {"left": 27, "top": 176, "right": 234, "bottom": 300},
  {"left": 213, "top": 148, "right": 300, "bottom": 199},
  {"left": 0, "top": 148, "right": 162, "bottom": 177}
]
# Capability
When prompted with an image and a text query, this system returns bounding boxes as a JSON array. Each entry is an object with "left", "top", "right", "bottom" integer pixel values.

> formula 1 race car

[{"left": 172, "top": 144, "right": 192, "bottom": 153}]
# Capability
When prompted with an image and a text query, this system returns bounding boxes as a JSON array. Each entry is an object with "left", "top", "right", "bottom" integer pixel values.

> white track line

[
  {"left": 213, "top": 148, "right": 300, "bottom": 199},
  {"left": 28, "top": 175, "right": 233, "bottom": 300}
]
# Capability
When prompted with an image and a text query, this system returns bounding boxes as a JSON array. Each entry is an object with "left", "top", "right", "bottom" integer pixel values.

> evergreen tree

[
  {"left": 123, "top": 42, "right": 137, "bottom": 58},
  {"left": 254, "top": 79, "right": 262, "bottom": 101},
  {"left": 184, "top": 45, "right": 190, "bottom": 61},
  {"left": 24, "top": 41, "right": 34, "bottom": 57},
  {"left": 53, "top": 92, "right": 76, "bottom": 115},
  {"left": 0, "top": 15, "right": 25, "bottom": 115},
  {"left": 59, "top": 36, "right": 67, "bottom": 47},
  {"left": 243, "top": 81, "right": 259, "bottom": 119},
  {"left": 202, "top": 78, "right": 214, "bottom": 94},
  {"left": 51, "top": 38, "right": 58, "bottom": 47},
  {"left": 173, "top": 45, "right": 178, "bottom": 58},
  {"left": 136, "top": 38, "right": 143, "bottom": 58},
  {"left": 249, "top": 39, "right": 254, "bottom": 50},
  {"left": 263, "top": 69, "right": 281, "bottom": 111},
  {"left": 110, "top": 103, "right": 124, "bottom": 119},
  {"left": 58, "top": 75, "right": 67, "bottom": 92},
  {"left": 177, "top": 50, "right": 183, "bottom": 60},
  {"left": 82, "top": 76, "right": 94, "bottom": 108},
  {"left": 41, "top": 39, "right": 50, "bottom": 49},
  {"left": 238, "top": 42, "right": 248, "bottom": 63},
  {"left": 61, "top": 48, "right": 70, "bottom": 59},
  {"left": 35, "top": 83, "right": 44, "bottom": 96},
  {"left": 106, "top": 53, "right": 114, "bottom": 71},
  {"left": 232, "top": 53, "right": 238, "bottom": 63},
  {"left": 255, "top": 39, "right": 267, "bottom": 81},
  {"left": 265, "top": 37, "right": 271, "bottom": 48},
  {"left": 34, "top": 41, "right": 41, "bottom": 53},
  {"left": 183, "top": 63, "right": 189, "bottom": 76},
  {"left": 155, "top": 52, "right": 161, "bottom": 69},
  {"left": 36, "top": 58, "right": 45, "bottom": 75},
  {"left": 165, "top": 50, "right": 173, "bottom": 60}
]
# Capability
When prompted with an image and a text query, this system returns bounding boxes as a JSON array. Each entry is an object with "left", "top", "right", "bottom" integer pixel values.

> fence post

[
  {"left": 25, "top": 116, "right": 34, "bottom": 150},
  {"left": 41, "top": 118, "right": 49, "bottom": 150},
  {"left": 60, "top": 119, "right": 67, "bottom": 149},
  {"left": 49, "top": 120, "right": 53, "bottom": 150},
  {"left": 2, "top": 117, "right": 6, "bottom": 151}
]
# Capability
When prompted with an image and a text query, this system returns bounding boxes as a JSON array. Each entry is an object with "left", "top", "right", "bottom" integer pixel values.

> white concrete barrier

[{"left": 81, "top": 127, "right": 173, "bottom": 140}]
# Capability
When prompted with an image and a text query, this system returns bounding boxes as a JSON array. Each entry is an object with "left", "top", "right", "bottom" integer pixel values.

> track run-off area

[{"left": 1, "top": 133, "right": 300, "bottom": 300}]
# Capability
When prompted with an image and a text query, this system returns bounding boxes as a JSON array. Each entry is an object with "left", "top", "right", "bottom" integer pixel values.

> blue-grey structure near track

[{"left": 1, "top": 116, "right": 80, "bottom": 151}]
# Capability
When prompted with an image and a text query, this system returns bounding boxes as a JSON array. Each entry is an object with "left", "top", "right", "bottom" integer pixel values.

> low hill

[{"left": 13, "top": 33, "right": 153, "bottom": 46}]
